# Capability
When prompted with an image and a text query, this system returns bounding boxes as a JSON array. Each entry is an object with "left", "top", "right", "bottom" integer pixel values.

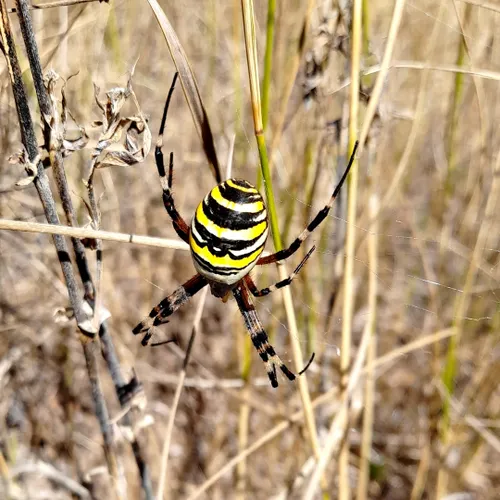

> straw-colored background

[{"left": 1, "top": 1, "right": 499, "bottom": 499}]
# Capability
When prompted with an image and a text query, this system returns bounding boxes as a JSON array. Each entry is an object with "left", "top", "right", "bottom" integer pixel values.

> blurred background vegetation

[{"left": 0, "top": 0, "right": 499, "bottom": 499}]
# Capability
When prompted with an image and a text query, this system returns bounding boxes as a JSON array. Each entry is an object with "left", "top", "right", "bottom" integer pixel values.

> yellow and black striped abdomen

[{"left": 189, "top": 179, "right": 268, "bottom": 285}]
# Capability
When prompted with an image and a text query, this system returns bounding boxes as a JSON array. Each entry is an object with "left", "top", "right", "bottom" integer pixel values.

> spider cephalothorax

[{"left": 133, "top": 75, "right": 357, "bottom": 388}]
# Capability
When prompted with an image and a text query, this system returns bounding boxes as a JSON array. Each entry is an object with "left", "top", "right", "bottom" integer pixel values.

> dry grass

[{"left": 1, "top": 0, "right": 499, "bottom": 499}]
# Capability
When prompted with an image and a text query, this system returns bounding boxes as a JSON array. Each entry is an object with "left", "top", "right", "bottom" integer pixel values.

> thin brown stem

[{"left": 5, "top": 0, "right": 119, "bottom": 485}]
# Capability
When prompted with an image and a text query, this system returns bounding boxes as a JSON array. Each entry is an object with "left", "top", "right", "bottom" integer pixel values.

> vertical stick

[
  {"left": 356, "top": 192, "right": 379, "bottom": 500},
  {"left": 240, "top": 1, "right": 327, "bottom": 492},
  {"left": 339, "top": 0, "right": 362, "bottom": 498}
]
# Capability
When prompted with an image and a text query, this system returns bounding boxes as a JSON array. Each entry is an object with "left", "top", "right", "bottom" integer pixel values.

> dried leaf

[
  {"left": 42, "top": 70, "right": 89, "bottom": 157},
  {"left": 8, "top": 149, "right": 29, "bottom": 167},
  {"left": 62, "top": 134, "right": 89, "bottom": 155},
  {"left": 88, "top": 73, "right": 151, "bottom": 179},
  {"left": 53, "top": 307, "right": 75, "bottom": 324},
  {"left": 77, "top": 300, "right": 98, "bottom": 337},
  {"left": 15, "top": 175, "right": 36, "bottom": 187},
  {"left": 97, "top": 304, "right": 112, "bottom": 325},
  {"left": 97, "top": 150, "right": 139, "bottom": 169},
  {"left": 106, "top": 87, "right": 129, "bottom": 118},
  {"left": 10, "top": 149, "right": 40, "bottom": 179},
  {"left": 78, "top": 319, "right": 98, "bottom": 337}
]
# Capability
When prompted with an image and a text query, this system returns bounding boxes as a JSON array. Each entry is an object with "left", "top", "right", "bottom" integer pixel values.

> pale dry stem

[{"left": 157, "top": 286, "right": 209, "bottom": 500}]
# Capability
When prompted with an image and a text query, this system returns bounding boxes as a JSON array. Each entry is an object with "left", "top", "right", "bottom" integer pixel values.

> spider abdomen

[{"left": 189, "top": 179, "right": 268, "bottom": 285}]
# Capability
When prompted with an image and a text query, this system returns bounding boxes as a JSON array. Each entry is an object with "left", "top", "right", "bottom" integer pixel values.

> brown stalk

[
  {"left": 157, "top": 287, "right": 209, "bottom": 500},
  {"left": 1, "top": 0, "right": 119, "bottom": 487},
  {"left": 2, "top": 2, "right": 154, "bottom": 497}
]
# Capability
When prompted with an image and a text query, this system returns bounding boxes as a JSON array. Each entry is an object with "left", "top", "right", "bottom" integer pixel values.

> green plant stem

[
  {"left": 438, "top": 149, "right": 500, "bottom": 498},
  {"left": 241, "top": 3, "right": 327, "bottom": 493},
  {"left": 240, "top": 0, "right": 282, "bottom": 249},
  {"left": 262, "top": 0, "right": 275, "bottom": 132},
  {"left": 257, "top": 0, "right": 276, "bottom": 191},
  {"left": 362, "top": 0, "right": 370, "bottom": 55},
  {"left": 445, "top": 3, "right": 471, "bottom": 196},
  {"left": 256, "top": 132, "right": 282, "bottom": 251}
]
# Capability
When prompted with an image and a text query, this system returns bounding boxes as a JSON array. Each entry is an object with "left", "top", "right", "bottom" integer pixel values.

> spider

[{"left": 133, "top": 74, "right": 358, "bottom": 388}]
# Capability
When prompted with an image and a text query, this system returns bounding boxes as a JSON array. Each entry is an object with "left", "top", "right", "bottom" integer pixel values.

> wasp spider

[{"left": 134, "top": 76, "right": 358, "bottom": 388}]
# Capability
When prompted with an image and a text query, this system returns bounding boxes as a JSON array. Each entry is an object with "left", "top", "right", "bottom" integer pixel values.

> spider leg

[
  {"left": 257, "top": 141, "right": 358, "bottom": 266},
  {"left": 233, "top": 283, "right": 295, "bottom": 388},
  {"left": 133, "top": 274, "right": 207, "bottom": 346},
  {"left": 245, "top": 245, "right": 316, "bottom": 297},
  {"left": 155, "top": 73, "right": 190, "bottom": 243}
]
